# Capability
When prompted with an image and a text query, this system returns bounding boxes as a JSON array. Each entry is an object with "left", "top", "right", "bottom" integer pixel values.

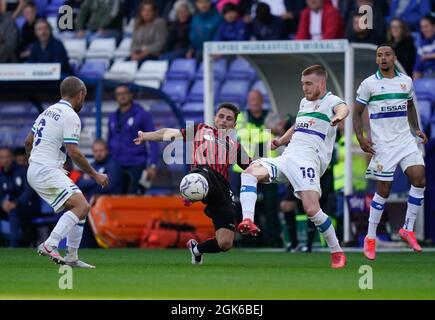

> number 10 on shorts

[{"left": 300, "top": 167, "right": 315, "bottom": 179}]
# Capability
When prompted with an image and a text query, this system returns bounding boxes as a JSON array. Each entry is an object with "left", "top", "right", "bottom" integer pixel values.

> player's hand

[
  {"left": 94, "top": 173, "right": 109, "bottom": 188},
  {"left": 416, "top": 130, "right": 428, "bottom": 144},
  {"left": 270, "top": 138, "right": 281, "bottom": 150},
  {"left": 330, "top": 115, "right": 344, "bottom": 127},
  {"left": 357, "top": 136, "right": 375, "bottom": 155},
  {"left": 133, "top": 131, "right": 147, "bottom": 145},
  {"left": 146, "top": 166, "right": 157, "bottom": 181}
]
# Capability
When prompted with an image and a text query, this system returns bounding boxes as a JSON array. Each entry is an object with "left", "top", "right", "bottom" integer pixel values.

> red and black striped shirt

[{"left": 180, "top": 123, "right": 251, "bottom": 181}]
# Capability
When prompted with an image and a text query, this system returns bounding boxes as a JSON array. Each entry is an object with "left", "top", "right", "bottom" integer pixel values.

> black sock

[
  {"left": 306, "top": 220, "right": 316, "bottom": 249},
  {"left": 197, "top": 238, "right": 222, "bottom": 254},
  {"left": 284, "top": 211, "right": 298, "bottom": 248}
]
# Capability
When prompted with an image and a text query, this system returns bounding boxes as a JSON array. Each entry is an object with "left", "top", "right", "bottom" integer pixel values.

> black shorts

[{"left": 189, "top": 166, "right": 236, "bottom": 231}]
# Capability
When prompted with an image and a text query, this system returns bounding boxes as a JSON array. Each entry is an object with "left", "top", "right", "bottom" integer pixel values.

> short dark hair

[
  {"left": 24, "top": 1, "right": 37, "bottom": 9},
  {"left": 14, "top": 147, "right": 26, "bottom": 156},
  {"left": 60, "top": 76, "right": 86, "bottom": 98},
  {"left": 222, "top": 3, "right": 239, "bottom": 15},
  {"left": 421, "top": 14, "right": 435, "bottom": 25},
  {"left": 93, "top": 139, "right": 108, "bottom": 148},
  {"left": 216, "top": 102, "right": 240, "bottom": 119},
  {"left": 35, "top": 18, "right": 52, "bottom": 33},
  {"left": 376, "top": 43, "right": 396, "bottom": 55},
  {"left": 302, "top": 64, "right": 328, "bottom": 79}
]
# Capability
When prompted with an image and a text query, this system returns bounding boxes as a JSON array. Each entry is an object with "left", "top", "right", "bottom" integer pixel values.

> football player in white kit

[
  {"left": 237, "top": 65, "right": 349, "bottom": 268},
  {"left": 24, "top": 76, "right": 109, "bottom": 267},
  {"left": 354, "top": 44, "right": 427, "bottom": 260}
]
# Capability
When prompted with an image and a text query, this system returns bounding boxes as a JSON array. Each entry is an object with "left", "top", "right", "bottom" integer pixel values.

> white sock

[
  {"left": 403, "top": 186, "right": 425, "bottom": 231},
  {"left": 309, "top": 210, "right": 342, "bottom": 253},
  {"left": 239, "top": 173, "right": 258, "bottom": 221},
  {"left": 367, "top": 193, "right": 386, "bottom": 239},
  {"left": 66, "top": 219, "right": 86, "bottom": 260},
  {"left": 45, "top": 211, "right": 79, "bottom": 248}
]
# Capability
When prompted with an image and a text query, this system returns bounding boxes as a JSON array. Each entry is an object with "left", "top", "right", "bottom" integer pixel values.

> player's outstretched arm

[
  {"left": 271, "top": 125, "right": 295, "bottom": 150},
  {"left": 133, "top": 128, "right": 183, "bottom": 145},
  {"left": 24, "top": 132, "right": 34, "bottom": 158},
  {"left": 65, "top": 144, "right": 109, "bottom": 187},
  {"left": 353, "top": 101, "right": 375, "bottom": 155},
  {"left": 330, "top": 103, "right": 349, "bottom": 126},
  {"left": 407, "top": 99, "right": 428, "bottom": 144}
]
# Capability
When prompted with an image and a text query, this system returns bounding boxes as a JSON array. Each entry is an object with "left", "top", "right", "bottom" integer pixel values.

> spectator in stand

[
  {"left": 254, "top": 0, "right": 306, "bottom": 36},
  {"left": 251, "top": 2, "right": 286, "bottom": 40},
  {"left": 130, "top": 0, "right": 168, "bottom": 64},
  {"left": 108, "top": 85, "right": 159, "bottom": 195},
  {"left": 161, "top": 1, "right": 194, "bottom": 61},
  {"left": 187, "top": 0, "right": 222, "bottom": 59},
  {"left": 18, "top": 1, "right": 38, "bottom": 61},
  {"left": 14, "top": 147, "right": 28, "bottom": 167},
  {"left": 0, "top": 5, "right": 19, "bottom": 62},
  {"left": 214, "top": 3, "right": 250, "bottom": 41},
  {"left": 167, "top": 0, "right": 196, "bottom": 22},
  {"left": 387, "top": 0, "right": 432, "bottom": 32},
  {"left": 295, "top": 0, "right": 344, "bottom": 40},
  {"left": 28, "top": 18, "right": 72, "bottom": 75},
  {"left": 75, "top": 0, "right": 123, "bottom": 43},
  {"left": 387, "top": 18, "right": 417, "bottom": 76},
  {"left": 76, "top": 139, "right": 122, "bottom": 201},
  {"left": 1, "top": 0, "right": 26, "bottom": 20},
  {"left": 414, "top": 14, "right": 435, "bottom": 79},
  {"left": 0, "top": 147, "right": 39, "bottom": 247},
  {"left": 345, "top": 0, "right": 386, "bottom": 45},
  {"left": 346, "top": 12, "right": 384, "bottom": 45}
]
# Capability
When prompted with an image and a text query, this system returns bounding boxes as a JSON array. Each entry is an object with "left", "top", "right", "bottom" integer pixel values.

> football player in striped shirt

[{"left": 354, "top": 44, "right": 428, "bottom": 260}]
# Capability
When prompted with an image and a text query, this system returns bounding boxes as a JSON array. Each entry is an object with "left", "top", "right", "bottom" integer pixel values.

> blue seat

[
  {"left": 77, "top": 61, "right": 108, "bottom": 79},
  {"left": 414, "top": 78, "right": 435, "bottom": 103},
  {"left": 195, "top": 59, "right": 228, "bottom": 80},
  {"left": 217, "top": 79, "right": 251, "bottom": 107},
  {"left": 182, "top": 102, "right": 204, "bottom": 112},
  {"left": 14, "top": 15, "right": 26, "bottom": 30},
  {"left": 46, "top": 0, "right": 65, "bottom": 16},
  {"left": 187, "top": 79, "right": 221, "bottom": 102},
  {"left": 166, "top": 58, "right": 197, "bottom": 80},
  {"left": 226, "top": 58, "right": 257, "bottom": 81},
  {"left": 161, "top": 79, "right": 190, "bottom": 104},
  {"left": 417, "top": 99, "right": 432, "bottom": 131},
  {"left": 34, "top": 0, "right": 49, "bottom": 15}
]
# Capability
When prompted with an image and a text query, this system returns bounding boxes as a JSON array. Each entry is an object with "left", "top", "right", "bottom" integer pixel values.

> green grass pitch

[{"left": 1, "top": 249, "right": 434, "bottom": 299}]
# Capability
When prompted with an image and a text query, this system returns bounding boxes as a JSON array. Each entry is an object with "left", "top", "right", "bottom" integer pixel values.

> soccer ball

[{"left": 179, "top": 173, "right": 209, "bottom": 201}]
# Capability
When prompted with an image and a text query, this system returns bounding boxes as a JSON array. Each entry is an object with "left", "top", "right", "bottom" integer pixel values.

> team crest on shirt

[
  {"left": 400, "top": 84, "right": 407, "bottom": 91},
  {"left": 376, "top": 164, "right": 384, "bottom": 173},
  {"left": 203, "top": 134, "right": 214, "bottom": 141}
]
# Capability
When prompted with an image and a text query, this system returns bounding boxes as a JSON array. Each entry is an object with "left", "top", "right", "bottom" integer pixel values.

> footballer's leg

[
  {"left": 64, "top": 218, "right": 96, "bottom": 269},
  {"left": 38, "top": 193, "right": 90, "bottom": 265},
  {"left": 399, "top": 165, "right": 426, "bottom": 252},
  {"left": 300, "top": 191, "right": 346, "bottom": 269},
  {"left": 364, "top": 181, "right": 391, "bottom": 260},
  {"left": 238, "top": 161, "right": 270, "bottom": 235},
  {"left": 187, "top": 192, "right": 236, "bottom": 265}
]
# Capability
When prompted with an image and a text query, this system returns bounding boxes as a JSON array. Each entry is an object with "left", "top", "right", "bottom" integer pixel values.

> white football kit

[
  {"left": 356, "top": 70, "right": 425, "bottom": 181},
  {"left": 253, "top": 92, "right": 345, "bottom": 198},
  {"left": 27, "top": 99, "right": 82, "bottom": 212}
]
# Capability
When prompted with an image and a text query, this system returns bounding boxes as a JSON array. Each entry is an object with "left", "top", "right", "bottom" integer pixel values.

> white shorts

[
  {"left": 253, "top": 153, "right": 322, "bottom": 199},
  {"left": 365, "top": 143, "right": 425, "bottom": 181},
  {"left": 27, "top": 163, "right": 82, "bottom": 213}
]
